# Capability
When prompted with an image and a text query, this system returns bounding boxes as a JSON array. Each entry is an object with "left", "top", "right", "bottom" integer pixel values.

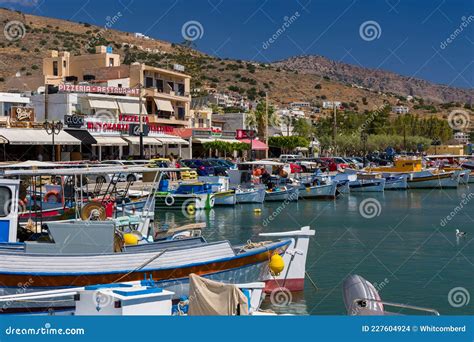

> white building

[
  {"left": 322, "top": 101, "right": 342, "bottom": 109},
  {"left": 392, "top": 106, "right": 409, "bottom": 114},
  {"left": 454, "top": 132, "right": 470, "bottom": 144},
  {"left": 0, "top": 92, "right": 31, "bottom": 117},
  {"left": 290, "top": 101, "right": 311, "bottom": 109}
]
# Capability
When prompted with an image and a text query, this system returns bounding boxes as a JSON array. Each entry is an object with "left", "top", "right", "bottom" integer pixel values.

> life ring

[
  {"left": 165, "top": 194, "right": 175, "bottom": 206},
  {"left": 44, "top": 190, "right": 60, "bottom": 203},
  {"left": 185, "top": 203, "right": 196, "bottom": 215}
]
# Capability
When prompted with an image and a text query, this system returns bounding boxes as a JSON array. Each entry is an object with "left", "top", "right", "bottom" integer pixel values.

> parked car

[
  {"left": 279, "top": 154, "right": 302, "bottom": 163},
  {"left": 180, "top": 159, "right": 217, "bottom": 176},
  {"left": 207, "top": 158, "right": 237, "bottom": 170},
  {"left": 100, "top": 160, "right": 143, "bottom": 182},
  {"left": 319, "top": 157, "right": 349, "bottom": 171}
]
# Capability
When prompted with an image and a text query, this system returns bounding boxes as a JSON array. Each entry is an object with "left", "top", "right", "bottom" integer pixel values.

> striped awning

[
  {"left": 92, "top": 136, "right": 128, "bottom": 146},
  {"left": 156, "top": 135, "right": 189, "bottom": 145},
  {"left": 123, "top": 136, "right": 163, "bottom": 145},
  {"left": 0, "top": 128, "right": 80, "bottom": 145}
]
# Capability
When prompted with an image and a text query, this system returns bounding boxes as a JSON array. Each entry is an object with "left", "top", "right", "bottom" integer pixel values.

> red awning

[{"left": 240, "top": 139, "right": 268, "bottom": 150}]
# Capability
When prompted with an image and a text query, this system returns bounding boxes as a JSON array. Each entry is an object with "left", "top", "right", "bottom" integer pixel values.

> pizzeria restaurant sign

[{"left": 58, "top": 84, "right": 139, "bottom": 96}]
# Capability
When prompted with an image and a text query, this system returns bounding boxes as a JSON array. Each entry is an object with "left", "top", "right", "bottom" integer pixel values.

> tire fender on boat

[{"left": 165, "top": 194, "right": 175, "bottom": 206}]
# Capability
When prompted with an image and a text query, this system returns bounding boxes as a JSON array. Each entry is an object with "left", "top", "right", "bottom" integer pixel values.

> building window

[
  {"left": 146, "top": 100, "right": 153, "bottom": 114},
  {"left": 177, "top": 83, "right": 185, "bottom": 96},
  {"left": 53, "top": 61, "right": 58, "bottom": 76},
  {"left": 63, "top": 60, "right": 67, "bottom": 68},
  {"left": 198, "top": 118, "right": 204, "bottom": 127},
  {"left": 0, "top": 187, "right": 12, "bottom": 217},
  {"left": 156, "top": 79, "right": 164, "bottom": 92},
  {"left": 167, "top": 81, "right": 174, "bottom": 92},
  {"left": 177, "top": 107, "right": 185, "bottom": 120},
  {"left": 109, "top": 58, "right": 114, "bottom": 67},
  {"left": 145, "top": 77, "right": 154, "bottom": 88}
]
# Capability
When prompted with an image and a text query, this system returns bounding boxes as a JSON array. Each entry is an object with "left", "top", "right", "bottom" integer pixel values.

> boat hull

[
  {"left": 265, "top": 187, "right": 299, "bottom": 202},
  {"left": 349, "top": 179, "right": 385, "bottom": 192},
  {"left": 213, "top": 191, "right": 237, "bottom": 206},
  {"left": 384, "top": 176, "right": 408, "bottom": 190},
  {"left": 155, "top": 193, "right": 214, "bottom": 210},
  {"left": 299, "top": 183, "right": 337, "bottom": 199},
  {"left": 236, "top": 188, "right": 266, "bottom": 203},
  {"left": 407, "top": 173, "right": 459, "bottom": 189}
]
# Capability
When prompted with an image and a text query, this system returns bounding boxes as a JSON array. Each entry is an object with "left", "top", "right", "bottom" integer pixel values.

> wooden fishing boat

[
  {"left": 213, "top": 189, "right": 237, "bottom": 206},
  {"left": 384, "top": 175, "right": 408, "bottom": 190},
  {"left": 298, "top": 182, "right": 337, "bottom": 199},
  {"left": 235, "top": 187, "right": 266, "bottom": 203},
  {"left": 155, "top": 183, "right": 215, "bottom": 212},
  {"left": 265, "top": 186, "right": 299, "bottom": 202}
]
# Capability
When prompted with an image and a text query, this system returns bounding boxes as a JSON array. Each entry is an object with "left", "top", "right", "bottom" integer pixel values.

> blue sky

[{"left": 3, "top": 0, "right": 473, "bottom": 89}]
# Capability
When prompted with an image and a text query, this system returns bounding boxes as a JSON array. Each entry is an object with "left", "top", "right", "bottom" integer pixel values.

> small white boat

[
  {"left": 406, "top": 170, "right": 459, "bottom": 189},
  {"left": 213, "top": 190, "right": 237, "bottom": 206},
  {"left": 0, "top": 274, "right": 271, "bottom": 316},
  {"left": 265, "top": 186, "right": 299, "bottom": 202},
  {"left": 349, "top": 178, "right": 385, "bottom": 192},
  {"left": 235, "top": 188, "right": 266, "bottom": 203},
  {"left": 298, "top": 182, "right": 337, "bottom": 199},
  {"left": 343, "top": 275, "right": 439, "bottom": 316},
  {"left": 384, "top": 175, "right": 408, "bottom": 190}
]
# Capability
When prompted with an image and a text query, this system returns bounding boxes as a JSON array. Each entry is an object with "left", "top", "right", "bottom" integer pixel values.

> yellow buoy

[
  {"left": 254, "top": 208, "right": 262, "bottom": 214},
  {"left": 123, "top": 233, "right": 139, "bottom": 245},
  {"left": 186, "top": 203, "right": 196, "bottom": 216},
  {"left": 269, "top": 253, "right": 285, "bottom": 276}
]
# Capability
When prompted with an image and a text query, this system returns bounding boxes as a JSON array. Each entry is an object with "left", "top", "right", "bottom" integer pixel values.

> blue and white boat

[
  {"left": 235, "top": 187, "right": 266, "bottom": 203},
  {"left": 384, "top": 175, "right": 408, "bottom": 190},
  {"left": 349, "top": 178, "right": 385, "bottom": 192},
  {"left": 265, "top": 186, "right": 299, "bottom": 202}
]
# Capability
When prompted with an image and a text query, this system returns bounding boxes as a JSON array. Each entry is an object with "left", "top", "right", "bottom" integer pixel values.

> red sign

[
  {"left": 236, "top": 129, "right": 256, "bottom": 139},
  {"left": 58, "top": 84, "right": 139, "bottom": 96}
]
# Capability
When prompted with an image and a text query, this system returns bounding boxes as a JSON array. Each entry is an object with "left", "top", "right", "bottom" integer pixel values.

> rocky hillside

[
  {"left": 0, "top": 7, "right": 472, "bottom": 119},
  {"left": 273, "top": 56, "right": 473, "bottom": 104}
]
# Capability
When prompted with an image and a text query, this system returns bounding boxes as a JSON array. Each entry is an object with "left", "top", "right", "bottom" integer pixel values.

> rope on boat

[
  {"left": 111, "top": 249, "right": 168, "bottom": 284},
  {"left": 305, "top": 270, "right": 319, "bottom": 291}
]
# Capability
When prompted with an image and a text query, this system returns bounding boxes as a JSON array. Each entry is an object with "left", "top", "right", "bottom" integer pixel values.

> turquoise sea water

[{"left": 155, "top": 186, "right": 474, "bottom": 315}]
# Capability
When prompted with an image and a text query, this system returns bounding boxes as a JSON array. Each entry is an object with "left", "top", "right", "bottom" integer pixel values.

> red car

[
  {"left": 289, "top": 163, "right": 303, "bottom": 173},
  {"left": 319, "top": 157, "right": 349, "bottom": 172}
]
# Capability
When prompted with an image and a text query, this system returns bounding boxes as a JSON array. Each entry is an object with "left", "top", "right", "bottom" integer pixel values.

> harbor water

[{"left": 155, "top": 186, "right": 474, "bottom": 315}]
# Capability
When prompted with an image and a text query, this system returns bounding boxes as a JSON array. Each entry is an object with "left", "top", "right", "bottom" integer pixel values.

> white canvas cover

[{"left": 188, "top": 273, "right": 249, "bottom": 316}]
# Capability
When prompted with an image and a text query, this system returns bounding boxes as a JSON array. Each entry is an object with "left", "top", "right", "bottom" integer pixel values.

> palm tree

[{"left": 245, "top": 100, "right": 278, "bottom": 140}]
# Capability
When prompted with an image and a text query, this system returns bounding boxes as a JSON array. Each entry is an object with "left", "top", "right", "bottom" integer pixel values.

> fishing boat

[
  {"left": 0, "top": 274, "right": 271, "bottom": 316},
  {"left": 235, "top": 187, "right": 266, "bottom": 203},
  {"left": 155, "top": 182, "right": 215, "bottom": 212},
  {"left": 343, "top": 275, "right": 439, "bottom": 316},
  {"left": 349, "top": 173, "right": 386, "bottom": 192},
  {"left": 406, "top": 170, "right": 460, "bottom": 189},
  {"left": 384, "top": 174, "right": 408, "bottom": 190},
  {"left": 0, "top": 198, "right": 313, "bottom": 299},
  {"left": 329, "top": 173, "right": 357, "bottom": 194},
  {"left": 213, "top": 189, "right": 237, "bottom": 206},
  {"left": 199, "top": 176, "right": 236, "bottom": 206},
  {"left": 265, "top": 186, "right": 299, "bottom": 202},
  {"left": 295, "top": 176, "right": 338, "bottom": 199}
]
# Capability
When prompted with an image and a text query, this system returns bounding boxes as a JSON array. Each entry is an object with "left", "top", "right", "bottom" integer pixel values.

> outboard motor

[{"left": 342, "top": 275, "right": 384, "bottom": 315}]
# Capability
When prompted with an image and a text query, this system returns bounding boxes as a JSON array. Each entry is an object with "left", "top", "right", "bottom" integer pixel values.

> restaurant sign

[
  {"left": 58, "top": 84, "right": 140, "bottom": 96},
  {"left": 236, "top": 129, "right": 256, "bottom": 139},
  {"left": 129, "top": 124, "right": 150, "bottom": 136},
  {"left": 65, "top": 114, "right": 85, "bottom": 128},
  {"left": 10, "top": 106, "right": 34, "bottom": 123}
]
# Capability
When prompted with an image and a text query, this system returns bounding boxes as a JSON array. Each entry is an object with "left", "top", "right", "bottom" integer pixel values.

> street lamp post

[{"left": 43, "top": 120, "right": 63, "bottom": 161}]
